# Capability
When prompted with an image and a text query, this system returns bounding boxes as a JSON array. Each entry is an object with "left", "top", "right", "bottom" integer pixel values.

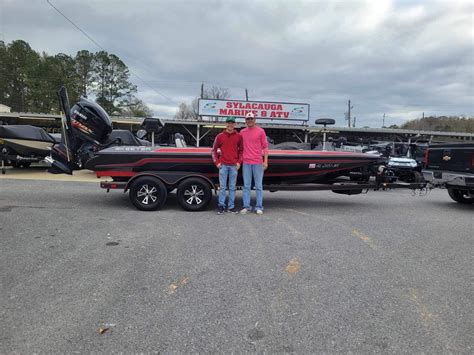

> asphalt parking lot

[{"left": 1, "top": 174, "right": 473, "bottom": 352}]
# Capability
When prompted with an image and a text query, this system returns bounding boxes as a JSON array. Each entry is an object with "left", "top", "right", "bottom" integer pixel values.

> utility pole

[
  {"left": 345, "top": 100, "right": 353, "bottom": 128},
  {"left": 245, "top": 88, "right": 249, "bottom": 101},
  {"left": 200, "top": 83, "right": 204, "bottom": 98},
  {"left": 352, "top": 116, "right": 356, "bottom": 128},
  {"left": 383, "top": 113, "right": 385, "bottom": 128}
]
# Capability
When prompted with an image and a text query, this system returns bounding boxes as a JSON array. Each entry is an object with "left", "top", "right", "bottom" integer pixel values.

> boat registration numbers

[{"left": 309, "top": 163, "right": 340, "bottom": 169}]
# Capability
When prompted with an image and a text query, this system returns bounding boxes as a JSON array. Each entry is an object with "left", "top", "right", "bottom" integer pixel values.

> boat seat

[{"left": 175, "top": 133, "right": 187, "bottom": 148}]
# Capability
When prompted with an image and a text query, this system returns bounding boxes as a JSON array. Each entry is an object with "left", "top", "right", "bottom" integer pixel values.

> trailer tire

[
  {"left": 447, "top": 188, "right": 473, "bottom": 204},
  {"left": 176, "top": 177, "right": 212, "bottom": 211},
  {"left": 129, "top": 176, "right": 168, "bottom": 211}
]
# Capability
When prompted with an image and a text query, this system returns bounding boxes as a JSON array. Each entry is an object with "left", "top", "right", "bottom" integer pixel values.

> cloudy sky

[{"left": 1, "top": 0, "right": 473, "bottom": 127}]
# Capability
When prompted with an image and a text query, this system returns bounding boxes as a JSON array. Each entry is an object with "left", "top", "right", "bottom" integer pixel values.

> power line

[{"left": 45, "top": 0, "right": 174, "bottom": 104}]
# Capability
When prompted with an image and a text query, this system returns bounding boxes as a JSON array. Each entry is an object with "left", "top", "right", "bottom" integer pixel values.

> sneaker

[
  {"left": 227, "top": 208, "right": 239, "bottom": 214},
  {"left": 240, "top": 208, "right": 249, "bottom": 215},
  {"left": 217, "top": 206, "right": 225, "bottom": 215},
  {"left": 256, "top": 209, "right": 264, "bottom": 215}
]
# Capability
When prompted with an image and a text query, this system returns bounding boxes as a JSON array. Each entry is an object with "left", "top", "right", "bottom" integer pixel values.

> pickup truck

[{"left": 423, "top": 143, "right": 474, "bottom": 204}]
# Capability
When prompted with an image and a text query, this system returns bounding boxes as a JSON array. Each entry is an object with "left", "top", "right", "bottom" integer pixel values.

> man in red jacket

[{"left": 212, "top": 116, "right": 243, "bottom": 214}]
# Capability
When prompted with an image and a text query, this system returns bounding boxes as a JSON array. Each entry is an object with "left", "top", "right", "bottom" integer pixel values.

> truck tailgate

[{"left": 426, "top": 143, "right": 474, "bottom": 174}]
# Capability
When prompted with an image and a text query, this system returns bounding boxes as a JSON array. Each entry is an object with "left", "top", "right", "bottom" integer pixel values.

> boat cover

[{"left": 0, "top": 125, "right": 55, "bottom": 143}]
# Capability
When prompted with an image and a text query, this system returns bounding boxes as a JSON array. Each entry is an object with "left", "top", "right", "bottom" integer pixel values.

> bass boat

[{"left": 46, "top": 88, "right": 388, "bottom": 211}]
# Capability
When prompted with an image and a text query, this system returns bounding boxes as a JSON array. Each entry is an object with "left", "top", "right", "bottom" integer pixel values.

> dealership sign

[{"left": 198, "top": 99, "right": 309, "bottom": 121}]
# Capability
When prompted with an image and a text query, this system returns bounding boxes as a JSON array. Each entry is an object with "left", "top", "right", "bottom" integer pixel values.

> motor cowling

[{"left": 70, "top": 99, "right": 113, "bottom": 145}]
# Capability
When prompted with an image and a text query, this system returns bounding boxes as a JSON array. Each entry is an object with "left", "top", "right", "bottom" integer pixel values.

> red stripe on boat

[
  {"left": 149, "top": 146, "right": 375, "bottom": 158},
  {"left": 97, "top": 157, "right": 213, "bottom": 168},
  {"left": 96, "top": 171, "right": 136, "bottom": 177}
]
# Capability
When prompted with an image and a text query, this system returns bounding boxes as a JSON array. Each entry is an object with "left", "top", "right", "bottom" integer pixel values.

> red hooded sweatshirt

[{"left": 212, "top": 130, "right": 243, "bottom": 166}]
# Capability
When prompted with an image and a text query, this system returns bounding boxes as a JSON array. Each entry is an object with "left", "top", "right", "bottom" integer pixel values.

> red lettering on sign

[
  {"left": 283, "top": 112, "right": 289, "bottom": 118},
  {"left": 261, "top": 111, "right": 267, "bottom": 117},
  {"left": 219, "top": 109, "right": 228, "bottom": 115},
  {"left": 226, "top": 102, "right": 232, "bottom": 108}
]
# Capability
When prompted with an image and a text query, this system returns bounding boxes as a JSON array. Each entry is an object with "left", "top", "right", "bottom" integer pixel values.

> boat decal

[
  {"left": 96, "top": 157, "right": 214, "bottom": 168},
  {"left": 95, "top": 170, "right": 219, "bottom": 178},
  {"left": 310, "top": 163, "right": 340, "bottom": 168},
  {"left": 154, "top": 147, "right": 212, "bottom": 153},
  {"left": 269, "top": 150, "right": 373, "bottom": 157},
  {"left": 264, "top": 166, "right": 366, "bottom": 177},
  {"left": 71, "top": 119, "right": 93, "bottom": 134},
  {"left": 274, "top": 159, "right": 373, "bottom": 164}
]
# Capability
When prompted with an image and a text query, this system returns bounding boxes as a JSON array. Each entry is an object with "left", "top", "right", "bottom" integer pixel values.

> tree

[
  {"left": 0, "top": 41, "right": 8, "bottom": 104},
  {"left": 204, "top": 85, "right": 230, "bottom": 100},
  {"left": 27, "top": 53, "right": 57, "bottom": 113},
  {"left": 93, "top": 51, "right": 137, "bottom": 115},
  {"left": 120, "top": 94, "right": 153, "bottom": 117},
  {"left": 401, "top": 116, "right": 474, "bottom": 133},
  {"left": 75, "top": 50, "right": 95, "bottom": 98},
  {"left": 0, "top": 40, "right": 148, "bottom": 115},
  {"left": 175, "top": 102, "right": 192, "bottom": 120},
  {"left": 3, "top": 40, "right": 40, "bottom": 112},
  {"left": 27, "top": 53, "right": 81, "bottom": 113}
]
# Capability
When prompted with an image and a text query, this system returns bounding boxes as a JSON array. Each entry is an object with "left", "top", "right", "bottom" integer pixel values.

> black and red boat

[
  {"left": 86, "top": 145, "right": 380, "bottom": 186},
  {"left": 47, "top": 88, "right": 395, "bottom": 211}
]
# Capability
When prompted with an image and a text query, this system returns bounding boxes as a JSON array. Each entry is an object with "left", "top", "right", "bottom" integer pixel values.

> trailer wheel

[
  {"left": 129, "top": 176, "right": 168, "bottom": 211},
  {"left": 447, "top": 188, "right": 473, "bottom": 204},
  {"left": 176, "top": 177, "right": 212, "bottom": 211}
]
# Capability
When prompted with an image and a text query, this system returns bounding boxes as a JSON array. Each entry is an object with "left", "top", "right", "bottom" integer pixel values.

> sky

[{"left": 1, "top": 0, "right": 473, "bottom": 127}]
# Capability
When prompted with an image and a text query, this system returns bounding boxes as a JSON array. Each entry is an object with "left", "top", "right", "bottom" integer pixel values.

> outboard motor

[
  {"left": 47, "top": 87, "right": 113, "bottom": 174},
  {"left": 70, "top": 98, "right": 112, "bottom": 144}
]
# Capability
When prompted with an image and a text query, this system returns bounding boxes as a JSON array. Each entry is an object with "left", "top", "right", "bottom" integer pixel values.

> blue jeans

[
  {"left": 218, "top": 164, "right": 238, "bottom": 209},
  {"left": 242, "top": 163, "right": 264, "bottom": 211}
]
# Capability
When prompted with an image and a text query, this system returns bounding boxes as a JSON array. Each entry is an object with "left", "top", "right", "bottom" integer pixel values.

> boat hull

[
  {"left": 0, "top": 138, "right": 54, "bottom": 156},
  {"left": 0, "top": 125, "right": 56, "bottom": 158},
  {"left": 86, "top": 146, "right": 382, "bottom": 184}
]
